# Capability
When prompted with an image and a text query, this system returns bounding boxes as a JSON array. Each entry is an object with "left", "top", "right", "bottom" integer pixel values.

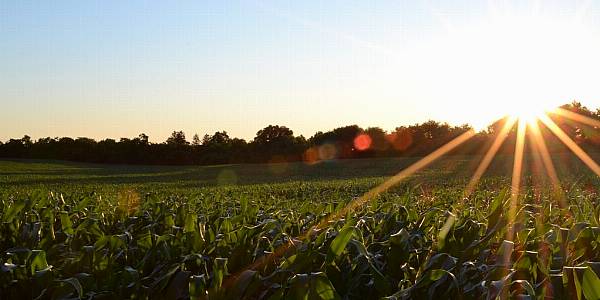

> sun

[
  {"left": 507, "top": 102, "right": 556, "bottom": 125},
  {"left": 407, "top": 12, "right": 599, "bottom": 131}
]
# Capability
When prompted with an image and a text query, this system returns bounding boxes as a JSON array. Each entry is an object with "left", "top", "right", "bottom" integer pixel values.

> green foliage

[
  {"left": 3, "top": 158, "right": 600, "bottom": 298},
  {"left": 582, "top": 267, "right": 600, "bottom": 300}
]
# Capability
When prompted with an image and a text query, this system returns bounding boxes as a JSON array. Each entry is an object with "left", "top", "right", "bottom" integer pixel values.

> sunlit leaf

[
  {"left": 582, "top": 267, "right": 600, "bottom": 300},
  {"left": 326, "top": 224, "right": 355, "bottom": 263}
]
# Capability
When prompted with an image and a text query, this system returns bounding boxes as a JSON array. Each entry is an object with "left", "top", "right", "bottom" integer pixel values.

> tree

[
  {"left": 389, "top": 126, "right": 413, "bottom": 152},
  {"left": 1, "top": 101, "right": 598, "bottom": 165},
  {"left": 198, "top": 131, "right": 234, "bottom": 164},
  {"left": 203, "top": 131, "right": 231, "bottom": 146},
  {"left": 192, "top": 134, "right": 201, "bottom": 146},
  {"left": 254, "top": 125, "right": 294, "bottom": 145},
  {"left": 557, "top": 101, "right": 600, "bottom": 143},
  {"left": 137, "top": 133, "right": 149, "bottom": 145},
  {"left": 251, "top": 125, "right": 306, "bottom": 162},
  {"left": 364, "top": 127, "right": 388, "bottom": 152},
  {"left": 166, "top": 131, "right": 188, "bottom": 146},
  {"left": 21, "top": 135, "right": 33, "bottom": 147},
  {"left": 1, "top": 139, "right": 27, "bottom": 158}
]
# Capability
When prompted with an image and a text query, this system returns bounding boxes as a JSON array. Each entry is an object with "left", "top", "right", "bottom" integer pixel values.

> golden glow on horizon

[
  {"left": 226, "top": 107, "right": 600, "bottom": 285},
  {"left": 412, "top": 13, "right": 596, "bottom": 130},
  {"left": 516, "top": 108, "right": 548, "bottom": 125}
]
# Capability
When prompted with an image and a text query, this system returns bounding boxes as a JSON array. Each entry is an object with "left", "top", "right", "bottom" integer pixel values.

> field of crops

[{"left": 2, "top": 156, "right": 600, "bottom": 299}]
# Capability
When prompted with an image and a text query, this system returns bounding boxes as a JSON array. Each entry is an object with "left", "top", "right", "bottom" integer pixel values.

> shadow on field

[
  {"left": 0, "top": 157, "right": 462, "bottom": 187},
  {"left": 0, "top": 153, "right": 592, "bottom": 188}
]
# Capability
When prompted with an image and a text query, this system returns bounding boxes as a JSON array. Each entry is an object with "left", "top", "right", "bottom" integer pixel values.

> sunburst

[
  {"left": 226, "top": 1, "right": 600, "bottom": 286},
  {"left": 225, "top": 106, "right": 600, "bottom": 289}
]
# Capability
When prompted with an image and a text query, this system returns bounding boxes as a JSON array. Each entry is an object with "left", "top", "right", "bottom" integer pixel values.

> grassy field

[
  {"left": 0, "top": 156, "right": 477, "bottom": 186},
  {"left": 2, "top": 155, "right": 600, "bottom": 299}
]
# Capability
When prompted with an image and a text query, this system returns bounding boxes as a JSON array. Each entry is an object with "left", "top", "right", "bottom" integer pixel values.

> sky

[{"left": 2, "top": 1, "right": 600, "bottom": 142}]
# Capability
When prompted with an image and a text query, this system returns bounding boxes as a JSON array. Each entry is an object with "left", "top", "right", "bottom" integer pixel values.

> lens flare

[{"left": 353, "top": 134, "right": 372, "bottom": 151}]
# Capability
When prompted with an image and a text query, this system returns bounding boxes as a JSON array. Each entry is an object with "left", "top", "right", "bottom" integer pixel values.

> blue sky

[{"left": 2, "top": 1, "right": 600, "bottom": 142}]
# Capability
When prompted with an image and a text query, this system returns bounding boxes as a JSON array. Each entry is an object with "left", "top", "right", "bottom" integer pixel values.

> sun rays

[
  {"left": 506, "top": 118, "right": 527, "bottom": 240},
  {"left": 225, "top": 103, "right": 600, "bottom": 288},
  {"left": 227, "top": 2, "right": 600, "bottom": 286},
  {"left": 527, "top": 119, "right": 567, "bottom": 209},
  {"left": 539, "top": 114, "right": 600, "bottom": 177},
  {"left": 204, "top": 0, "right": 600, "bottom": 292},
  {"left": 465, "top": 117, "right": 517, "bottom": 197},
  {"left": 306, "top": 128, "right": 477, "bottom": 235},
  {"left": 467, "top": 107, "right": 600, "bottom": 247},
  {"left": 321, "top": 102, "right": 599, "bottom": 218}
]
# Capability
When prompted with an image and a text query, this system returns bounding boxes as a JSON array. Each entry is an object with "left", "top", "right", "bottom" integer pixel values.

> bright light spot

[
  {"left": 510, "top": 102, "right": 555, "bottom": 125},
  {"left": 354, "top": 134, "right": 372, "bottom": 151},
  {"left": 404, "top": 14, "right": 600, "bottom": 129}
]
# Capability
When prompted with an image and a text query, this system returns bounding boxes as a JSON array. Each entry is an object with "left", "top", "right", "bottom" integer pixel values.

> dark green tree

[{"left": 166, "top": 131, "right": 188, "bottom": 146}]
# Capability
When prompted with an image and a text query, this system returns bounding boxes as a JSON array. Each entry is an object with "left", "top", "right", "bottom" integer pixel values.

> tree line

[{"left": 1, "top": 102, "right": 599, "bottom": 165}]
